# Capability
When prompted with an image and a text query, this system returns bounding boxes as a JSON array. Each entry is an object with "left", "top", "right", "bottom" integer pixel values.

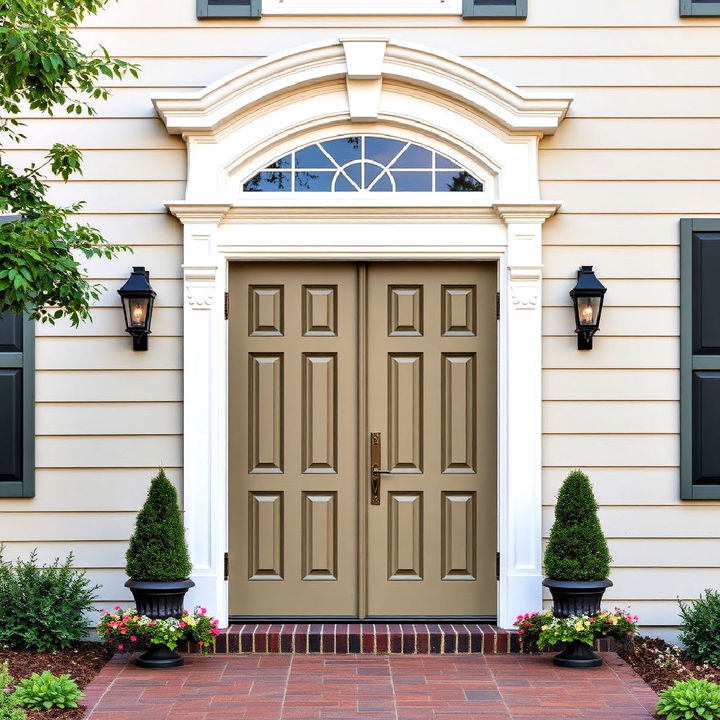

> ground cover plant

[
  {"left": 656, "top": 678, "right": 720, "bottom": 720},
  {"left": 13, "top": 671, "right": 83, "bottom": 712}
]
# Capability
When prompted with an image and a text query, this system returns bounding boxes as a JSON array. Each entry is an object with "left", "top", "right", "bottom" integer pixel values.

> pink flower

[
  {"left": 114, "top": 606, "right": 121, "bottom": 610},
  {"left": 130, "top": 636, "right": 137, "bottom": 642},
  {"left": 524, "top": 613, "right": 530, "bottom": 619},
  {"left": 120, "top": 628, "right": 126, "bottom": 634},
  {"left": 101, "top": 609, "right": 108, "bottom": 615},
  {"left": 179, "top": 621, "right": 186, "bottom": 628},
  {"left": 198, "top": 641, "right": 204, "bottom": 646},
  {"left": 200, "top": 607, "right": 207, "bottom": 614},
  {"left": 518, "top": 629, "right": 525, "bottom": 635},
  {"left": 118, "top": 644, "right": 124, "bottom": 650}
]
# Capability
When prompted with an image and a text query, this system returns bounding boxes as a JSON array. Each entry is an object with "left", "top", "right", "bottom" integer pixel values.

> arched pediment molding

[{"left": 154, "top": 37, "right": 572, "bottom": 138}]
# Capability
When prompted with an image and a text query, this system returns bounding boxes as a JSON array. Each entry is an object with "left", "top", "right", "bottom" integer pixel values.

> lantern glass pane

[
  {"left": 577, "top": 297, "right": 601, "bottom": 327},
  {"left": 124, "top": 297, "right": 149, "bottom": 329}
]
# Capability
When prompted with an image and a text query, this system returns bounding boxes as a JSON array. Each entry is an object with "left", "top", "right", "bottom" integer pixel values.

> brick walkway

[{"left": 81, "top": 653, "right": 658, "bottom": 720}]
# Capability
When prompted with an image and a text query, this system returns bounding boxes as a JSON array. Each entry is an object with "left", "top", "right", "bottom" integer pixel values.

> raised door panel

[
  {"left": 229, "top": 263, "right": 357, "bottom": 617},
  {"left": 367, "top": 262, "right": 497, "bottom": 617}
]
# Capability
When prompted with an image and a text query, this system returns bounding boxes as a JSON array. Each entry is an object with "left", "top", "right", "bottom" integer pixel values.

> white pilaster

[
  {"left": 171, "top": 204, "right": 231, "bottom": 621},
  {"left": 495, "top": 203, "right": 559, "bottom": 628}
]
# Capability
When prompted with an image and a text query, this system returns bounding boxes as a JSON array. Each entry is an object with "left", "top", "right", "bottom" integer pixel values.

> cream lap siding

[{"left": 2, "top": 0, "right": 716, "bottom": 630}]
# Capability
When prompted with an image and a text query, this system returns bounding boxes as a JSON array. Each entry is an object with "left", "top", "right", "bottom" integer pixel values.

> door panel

[
  {"left": 229, "top": 263, "right": 358, "bottom": 616},
  {"left": 228, "top": 261, "right": 496, "bottom": 618},
  {"left": 366, "top": 263, "right": 497, "bottom": 617}
]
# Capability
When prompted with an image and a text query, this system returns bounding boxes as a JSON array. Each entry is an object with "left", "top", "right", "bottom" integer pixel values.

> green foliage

[
  {"left": 0, "top": 662, "right": 26, "bottom": 720},
  {"left": 679, "top": 589, "right": 720, "bottom": 666},
  {"left": 0, "top": 547, "right": 99, "bottom": 652},
  {"left": 13, "top": 671, "right": 83, "bottom": 711},
  {"left": 0, "top": 0, "right": 139, "bottom": 325},
  {"left": 544, "top": 469, "right": 611, "bottom": 581},
  {"left": 126, "top": 469, "right": 192, "bottom": 582},
  {"left": 657, "top": 679, "right": 720, "bottom": 720}
]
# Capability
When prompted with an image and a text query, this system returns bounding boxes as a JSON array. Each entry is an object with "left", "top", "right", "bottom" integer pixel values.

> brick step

[{"left": 181, "top": 623, "right": 620, "bottom": 655}]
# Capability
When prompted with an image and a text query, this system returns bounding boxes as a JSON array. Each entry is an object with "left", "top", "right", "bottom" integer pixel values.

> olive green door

[{"left": 228, "top": 261, "right": 496, "bottom": 618}]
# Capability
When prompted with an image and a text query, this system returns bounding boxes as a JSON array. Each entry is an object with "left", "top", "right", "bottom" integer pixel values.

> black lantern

[
  {"left": 118, "top": 266, "right": 156, "bottom": 351},
  {"left": 569, "top": 265, "right": 606, "bottom": 350}
]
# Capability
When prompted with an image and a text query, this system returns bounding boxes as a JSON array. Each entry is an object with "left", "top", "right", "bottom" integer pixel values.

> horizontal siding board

[
  {"left": 543, "top": 215, "right": 682, "bottom": 247},
  {"left": 3, "top": 150, "right": 186, "bottom": 181},
  {"left": 543, "top": 307, "right": 678, "bottom": 337},
  {"left": 36, "top": 371, "right": 182, "bottom": 402},
  {"left": 540, "top": 150, "right": 720, "bottom": 181},
  {"left": 542, "top": 468, "right": 681, "bottom": 505},
  {"left": 79, "top": 215, "right": 182, "bottom": 247},
  {"left": 73, "top": 26, "right": 720, "bottom": 57},
  {"left": 46, "top": 182, "right": 186, "bottom": 213},
  {"left": 79, "top": 246, "right": 182, "bottom": 280},
  {"left": 543, "top": 401, "right": 678, "bottom": 434},
  {"left": 543, "top": 246, "right": 678, "bottom": 279},
  {"left": 607, "top": 538, "right": 720, "bottom": 567},
  {"left": 36, "top": 436, "right": 182, "bottom": 468},
  {"left": 544, "top": 279, "right": 678, "bottom": 307},
  {"left": 36, "top": 337, "right": 182, "bottom": 370},
  {"left": 543, "top": 369, "right": 678, "bottom": 401},
  {"left": 91, "top": 280, "right": 183, "bottom": 309},
  {"left": 543, "top": 337, "right": 678, "bottom": 368},
  {"left": 543, "top": 181, "right": 720, "bottom": 214},
  {"left": 0, "top": 469, "right": 182, "bottom": 511},
  {"left": 543, "top": 119, "right": 720, "bottom": 150},
  {"left": 36, "top": 402, "right": 182, "bottom": 436},
  {"left": 543, "top": 506, "right": 720, "bottom": 539},
  {"left": 0, "top": 542, "right": 128, "bottom": 568},
  {"left": 36, "top": 307, "right": 183, "bottom": 338},
  {"left": 543, "top": 435, "right": 678, "bottom": 468},
  {"left": 0, "top": 513, "right": 135, "bottom": 541}
]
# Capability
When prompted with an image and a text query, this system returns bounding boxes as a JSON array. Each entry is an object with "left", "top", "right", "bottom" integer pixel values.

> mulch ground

[
  {"left": 619, "top": 635, "right": 720, "bottom": 694},
  {"left": 0, "top": 641, "right": 114, "bottom": 720}
]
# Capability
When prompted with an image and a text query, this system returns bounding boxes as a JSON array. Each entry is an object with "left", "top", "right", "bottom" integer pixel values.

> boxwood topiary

[
  {"left": 125, "top": 469, "right": 192, "bottom": 582},
  {"left": 544, "top": 469, "right": 611, "bottom": 581}
]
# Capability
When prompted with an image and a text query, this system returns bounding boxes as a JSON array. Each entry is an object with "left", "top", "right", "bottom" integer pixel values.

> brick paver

[{"left": 81, "top": 653, "right": 657, "bottom": 720}]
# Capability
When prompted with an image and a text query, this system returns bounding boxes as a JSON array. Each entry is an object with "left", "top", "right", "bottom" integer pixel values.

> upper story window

[
  {"left": 242, "top": 137, "right": 485, "bottom": 194},
  {"left": 198, "top": 0, "right": 526, "bottom": 17},
  {"left": 680, "top": 0, "right": 720, "bottom": 15}
]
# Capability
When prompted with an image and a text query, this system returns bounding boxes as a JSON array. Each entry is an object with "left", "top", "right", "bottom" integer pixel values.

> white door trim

[{"left": 154, "top": 36, "right": 572, "bottom": 629}]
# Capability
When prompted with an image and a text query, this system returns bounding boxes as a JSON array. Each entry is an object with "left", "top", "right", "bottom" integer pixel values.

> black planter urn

[
  {"left": 125, "top": 578, "right": 195, "bottom": 620},
  {"left": 542, "top": 578, "right": 613, "bottom": 619},
  {"left": 542, "top": 578, "right": 613, "bottom": 669},
  {"left": 124, "top": 578, "right": 195, "bottom": 669}
]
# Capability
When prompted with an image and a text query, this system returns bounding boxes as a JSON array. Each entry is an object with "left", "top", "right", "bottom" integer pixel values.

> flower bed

[{"left": 0, "top": 642, "right": 113, "bottom": 720}]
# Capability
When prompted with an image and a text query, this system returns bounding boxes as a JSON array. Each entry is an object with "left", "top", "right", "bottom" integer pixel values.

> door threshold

[{"left": 229, "top": 616, "right": 497, "bottom": 623}]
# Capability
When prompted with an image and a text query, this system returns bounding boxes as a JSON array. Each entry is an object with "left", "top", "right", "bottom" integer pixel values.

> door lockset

[{"left": 370, "top": 432, "right": 392, "bottom": 505}]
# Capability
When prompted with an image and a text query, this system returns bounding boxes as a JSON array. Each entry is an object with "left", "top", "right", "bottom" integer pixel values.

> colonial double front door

[{"left": 228, "top": 262, "right": 497, "bottom": 619}]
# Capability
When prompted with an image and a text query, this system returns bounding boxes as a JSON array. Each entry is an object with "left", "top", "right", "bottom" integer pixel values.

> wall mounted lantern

[
  {"left": 118, "top": 266, "right": 156, "bottom": 351},
  {"left": 569, "top": 265, "right": 606, "bottom": 350}
]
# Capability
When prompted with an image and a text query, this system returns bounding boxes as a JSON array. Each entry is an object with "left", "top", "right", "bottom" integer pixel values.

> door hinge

[
  {"left": 496, "top": 551, "right": 500, "bottom": 581},
  {"left": 496, "top": 291, "right": 500, "bottom": 320},
  {"left": 224, "top": 552, "right": 229, "bottom": 581},
  {"left": 224, "top": 292, "right": 230, "bottom": 320}
]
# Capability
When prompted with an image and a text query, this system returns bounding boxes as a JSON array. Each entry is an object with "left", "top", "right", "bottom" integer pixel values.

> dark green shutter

[
  {"left": 197, "top": 0, "right": 261, "bottom": 18},
  {"left": 0, "top": 312, "right": 34, "bottom": 498},
  {"left": 680, "top": 219, "right": 720, "bottom": 499},
  {"left": 681, "top": 0, "right": 720, "bottom": 15},
  {"left": 463, "top": 0, "right": 527, "bottom": 18}
]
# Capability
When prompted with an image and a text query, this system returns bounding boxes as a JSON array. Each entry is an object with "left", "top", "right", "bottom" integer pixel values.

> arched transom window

[{"left": 243, "top": 136, "right": 484, "bottom": 193}]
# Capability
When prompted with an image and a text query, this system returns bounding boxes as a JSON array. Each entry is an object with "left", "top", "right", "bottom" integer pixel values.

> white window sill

[{"left": 263, "top": 0, "right": 461, "bottom": 15}]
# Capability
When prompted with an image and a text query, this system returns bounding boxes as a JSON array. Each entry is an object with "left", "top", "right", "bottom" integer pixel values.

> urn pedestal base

[
  {"left": 135, "top": 642, "right": 184, "bottom": 669},
  {"left": 552, "top": 640, "right": 603, "bottom": 668}
]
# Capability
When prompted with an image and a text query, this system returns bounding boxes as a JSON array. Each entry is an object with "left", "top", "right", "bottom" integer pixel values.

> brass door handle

[{"left": 370, "top": 432, "right": 391, "bottom": 505}]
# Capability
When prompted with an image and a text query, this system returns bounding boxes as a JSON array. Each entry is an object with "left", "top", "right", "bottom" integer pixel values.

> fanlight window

[{"left": 243, "top": 136, "right": 484, "bottom": 193}]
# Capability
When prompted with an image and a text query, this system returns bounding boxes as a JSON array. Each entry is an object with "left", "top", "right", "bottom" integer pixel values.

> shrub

[
  {"left": 543, "top": 469, "right": 611, "bottom": 581},
  {"left": 126, "top": 468, "right": 192, "bottom": 581},
  {"left": 656, "top": 678, "right": 720, "bottom": 720},
  {"left": 0, "top": 662, "right": 26, "bottom": 720},
  {"left": 13, "top": 671, "right": 83, "bottom": 711},
  {"left": 678, "top": 589, "right": 720, "bottom": 666},
  {"left": 0, "top": 548, "right": 99, "bottom": 652}
]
